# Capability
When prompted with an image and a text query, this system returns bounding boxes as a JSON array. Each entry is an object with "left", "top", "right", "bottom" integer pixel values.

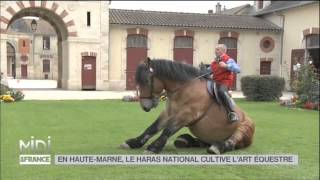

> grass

[{"left": 0, "top": 99, "right": 319, "bottom": 180}]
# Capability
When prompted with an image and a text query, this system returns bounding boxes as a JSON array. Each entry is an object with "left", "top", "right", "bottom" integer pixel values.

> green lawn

[{"left": 1, "top": 99, "right": 319, "bottom": 180}]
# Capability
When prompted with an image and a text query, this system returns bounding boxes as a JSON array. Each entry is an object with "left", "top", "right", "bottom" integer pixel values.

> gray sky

[{"left": 109, "top": 1, "right": 254, "bottom": 13}]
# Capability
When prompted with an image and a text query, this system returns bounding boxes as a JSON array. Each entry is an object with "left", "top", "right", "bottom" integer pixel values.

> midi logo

[{"left": 19, "top": 136, "right": 51, "bottom": 165}]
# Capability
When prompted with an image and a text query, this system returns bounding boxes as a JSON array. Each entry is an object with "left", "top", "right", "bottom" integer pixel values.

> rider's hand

[{"left": 219, "top": 62, "right": 228, "bottom": 68}]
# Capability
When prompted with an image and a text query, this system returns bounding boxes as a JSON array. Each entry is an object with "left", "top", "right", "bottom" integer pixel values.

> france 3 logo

[{"left": 19, "top": 136, "right": 51, "bottom": 165}]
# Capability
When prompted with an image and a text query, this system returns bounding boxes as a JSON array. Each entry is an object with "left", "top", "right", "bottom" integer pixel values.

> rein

[
  {"left": 138, "top": 67, "right": 212, "bottom": 100},
  {"left": 167, "top": 71, "right": 212, "bottom": 98}
]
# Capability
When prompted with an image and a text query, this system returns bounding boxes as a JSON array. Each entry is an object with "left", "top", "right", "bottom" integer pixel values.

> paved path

[{"left": 20, "top": 89, "right": 294, "bottom": 100}]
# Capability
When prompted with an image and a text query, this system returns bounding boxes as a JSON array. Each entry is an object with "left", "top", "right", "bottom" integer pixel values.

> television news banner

[{"left": 19, "top": 136, "right": 298, "bottom": 165}]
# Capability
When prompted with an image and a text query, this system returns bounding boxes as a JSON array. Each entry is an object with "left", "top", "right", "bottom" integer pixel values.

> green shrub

[
  {"left": 241, "top": 75, "right": 285, "bottom": 101},
  {"left": 0, "top": 83, "right": 11, "bottom": 95},
  {"left": 295, "top": 63, "right": 319, "bottom": 109}
]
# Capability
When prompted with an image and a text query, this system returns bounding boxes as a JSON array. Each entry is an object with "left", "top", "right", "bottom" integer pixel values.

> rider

[{"left": 211, "top": 44, "right": 240, "bottom": 123}]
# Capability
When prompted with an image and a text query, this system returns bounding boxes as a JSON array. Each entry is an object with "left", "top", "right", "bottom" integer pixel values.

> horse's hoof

[
  {"left": 174, "top": 134, "right": 194, "bottom": 148},
  {"left": 143, "top": 150, "right": 156, "bottom": 154},
  {"left": 119, "top": 142, "right": 131, "bottom": 149},
  {"left": 207, "top": 144, "right": 221, "bottom": 155}
]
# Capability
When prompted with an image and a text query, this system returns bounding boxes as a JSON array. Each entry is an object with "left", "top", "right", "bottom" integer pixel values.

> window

[
  {"left": 260, "top": 61, "right": 271, "bottom": 75},
  {"left": 87, "top": 11, "right": 91, "bottom": 27},
  {"left": 127, "top": 35, "right": 147, "bottom": 48},
  {"left": 260, "top": 37, "right": 275, "bottom": 53},
  {"left": 43, "top": 36, "right": 50, "bottom": 50},
  {"left": 306, "top": 34, "right": 320, "bottom": 73},
  {"left": 22, "top": 40, "right": 26, "bottom": 47},
  {"left": 219, "top": 37, "right": 237, "bottom": 49},
  {"left": 306, "top": 34, "right": 319, "bottom": 49},
  {"left": 174, "top": 37, "right": 193, "bottom": 48},
  {"left": 43, "top": 59, "right": 50, "bottom": 73}
]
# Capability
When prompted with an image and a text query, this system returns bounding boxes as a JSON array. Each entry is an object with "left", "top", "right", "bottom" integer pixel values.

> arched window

[
  {"left": 127, "top": 35, "right": 147, "bottom": 48},
  {"left": 219, "top": 37, "right": 237, "bottom": 49}
]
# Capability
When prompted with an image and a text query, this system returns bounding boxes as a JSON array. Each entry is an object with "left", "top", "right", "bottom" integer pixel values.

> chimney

[
  {"left": 215, "top": 2, "right": 222, "bottom": 14},
  {"left": 208, "top": 9, "right": 213, "bottom": 14}
]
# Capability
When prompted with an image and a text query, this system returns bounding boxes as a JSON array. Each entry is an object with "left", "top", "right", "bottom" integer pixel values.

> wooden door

[
  {"left": 126, "top": 48, "right": 147, "bottom": 90},
  {"left": 21, "top": 65, "right": 28, "bottom": 79},
  {"left": 126, "top": 35, "right": 148, "bottom": 90},
  {"left": 81, "top": 56, "right": 96, "bottom": 90}
]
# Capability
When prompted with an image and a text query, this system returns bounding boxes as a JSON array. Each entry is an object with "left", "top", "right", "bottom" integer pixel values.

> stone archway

[
  {"left": 1, "top": 1, "right": 109, "bottom": 90},
  {"left": 1, "top": 1, "right": 77, "bottom": 88}
]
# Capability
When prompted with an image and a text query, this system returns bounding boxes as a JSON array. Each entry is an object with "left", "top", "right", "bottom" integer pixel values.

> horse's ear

[
  {"left": 144, "top": 57, "right": 151, "bottom": 68},
  {"left": 144, "top": 57, "right": 154, "bottom": 73}
]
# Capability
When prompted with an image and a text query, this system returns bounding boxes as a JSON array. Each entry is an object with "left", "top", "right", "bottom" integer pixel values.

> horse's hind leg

[
  {"left": 224, "top": 115, "right": 255, "bottom": 152},
  {"left": 208, "top": 115, "right": 255, "bottom": 154},
  {"left": 174, "top": 134, "right": 210, "bottom": 148}
]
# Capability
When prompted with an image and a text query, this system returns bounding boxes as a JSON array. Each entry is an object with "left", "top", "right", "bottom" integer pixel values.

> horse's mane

[{"left": 136, "top": 59, "right": 203, "bottom": 86}]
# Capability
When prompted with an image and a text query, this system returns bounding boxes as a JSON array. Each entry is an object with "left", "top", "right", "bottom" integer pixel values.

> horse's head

[{"left": 135, "top": 57, "right": 165, "bottom": 112}]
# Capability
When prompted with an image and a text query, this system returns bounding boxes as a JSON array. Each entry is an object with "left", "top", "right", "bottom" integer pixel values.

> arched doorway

[
  {"left": 1, "top": 2, "right": 80, "bottom": 89},
  {"left": 6, "top": 7, "right": 69, "bottom": 88},
  {"left": 6, "top": 42, "right": 16, "bottom": 78},
  {"left": 1, "top": 2, "right": 109, "bottom": 90}
]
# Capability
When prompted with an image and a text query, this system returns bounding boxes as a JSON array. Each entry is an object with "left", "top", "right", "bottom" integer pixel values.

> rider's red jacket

[{"left": 210, "top": 53, "right": 240, "bottom": 89}]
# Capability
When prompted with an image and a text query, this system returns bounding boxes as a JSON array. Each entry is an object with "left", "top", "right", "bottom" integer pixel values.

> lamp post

[
  {"left": 31, "top": 19, "right": 37, "bottom": 31},
  {"left": 31, "top": 19, "right": 37, "bottom": 79}
]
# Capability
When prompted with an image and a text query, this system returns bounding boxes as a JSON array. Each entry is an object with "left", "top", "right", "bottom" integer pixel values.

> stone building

[{"left": 0, "top": 1, "right": 318, "bottom": 90}]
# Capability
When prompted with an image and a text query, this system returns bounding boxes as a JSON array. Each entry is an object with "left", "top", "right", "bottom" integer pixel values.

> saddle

[{"left": 207, "top": 80, "right": 222, "bottom": 105}]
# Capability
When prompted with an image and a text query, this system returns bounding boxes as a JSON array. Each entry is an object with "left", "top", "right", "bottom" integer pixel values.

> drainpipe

[{"left": 273, "top": 12, "right": 285, "bottom": 77}]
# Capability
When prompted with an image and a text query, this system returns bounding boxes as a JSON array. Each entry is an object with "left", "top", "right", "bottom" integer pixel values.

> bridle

[{"left": 136, "top": 67, "right": 156, "bottom": 100}]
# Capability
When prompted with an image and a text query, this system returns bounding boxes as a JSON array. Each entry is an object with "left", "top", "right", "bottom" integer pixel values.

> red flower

[{"left": 303, "top": 101, "right": 314, "bottom": 110}]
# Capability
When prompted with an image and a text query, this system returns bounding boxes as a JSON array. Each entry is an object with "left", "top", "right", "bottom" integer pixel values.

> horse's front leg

[
  {"left": 146, "top": 119, "right": 183, "bottom": 154},
  {"left": 120, "top": 111, "right": 167, "bottom": 149}
]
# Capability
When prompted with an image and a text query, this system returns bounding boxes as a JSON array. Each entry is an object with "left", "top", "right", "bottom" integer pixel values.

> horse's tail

[{"left": 229, "top": 111, "right": 255, "bottom": 149}]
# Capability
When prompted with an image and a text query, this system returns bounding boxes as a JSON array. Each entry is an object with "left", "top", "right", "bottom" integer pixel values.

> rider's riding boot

[{"left": 218, "top": 88, "right": 239, "bottom": 123}]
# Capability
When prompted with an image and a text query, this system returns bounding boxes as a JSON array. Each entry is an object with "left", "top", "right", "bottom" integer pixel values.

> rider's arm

[{"left": 226, "top": 59, "right": 240, "bottom": 73}]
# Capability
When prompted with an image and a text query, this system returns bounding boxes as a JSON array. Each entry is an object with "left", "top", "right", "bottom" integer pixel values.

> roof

[
  {"left": 110, "top": 9, "right": 281, "bottom": 31},
  {"left": 253, "top": 1, "right": 318, "bottom": 16},
  {"left": 220, "top": 4, "right": 251, "bottom": 15}
]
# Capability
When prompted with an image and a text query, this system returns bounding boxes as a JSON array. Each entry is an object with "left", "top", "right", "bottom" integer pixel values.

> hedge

[{"left": 241, "top": 75, "right": 285, "bottom": 101}]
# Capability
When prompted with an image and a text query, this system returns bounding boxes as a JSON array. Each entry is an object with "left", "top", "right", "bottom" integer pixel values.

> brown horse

[{"left": 120, "top": 58, "right": 255, "bottom": 154}]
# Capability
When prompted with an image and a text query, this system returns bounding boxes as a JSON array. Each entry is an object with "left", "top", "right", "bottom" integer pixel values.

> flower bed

[
  {"left": 280, "top": 95, "right": 319, "bottom": 110},
  {"left": 0, "top": 90, "right": 25, "bottom": 103}
]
